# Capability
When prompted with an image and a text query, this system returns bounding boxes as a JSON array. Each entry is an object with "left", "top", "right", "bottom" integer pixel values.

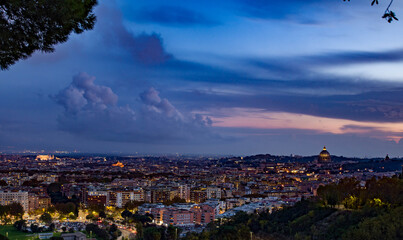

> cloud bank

[
  {"left": 54, "top": 73, "right": 214, "bottom": 143},
  {"left": 96, "top": 4, "right": 172, "bottom": 64}
]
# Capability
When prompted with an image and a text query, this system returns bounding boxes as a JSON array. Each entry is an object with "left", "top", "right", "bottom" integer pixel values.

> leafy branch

[
  {"left": 382, "top": 0, "right": 399, "bottom": 22},
  {"left": 344, "top": 0, "right": 399, "bottom": 22}
]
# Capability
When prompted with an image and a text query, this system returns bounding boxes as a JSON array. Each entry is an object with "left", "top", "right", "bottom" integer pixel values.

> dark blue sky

[{"left": 1, "top": 0, "right": 403, "bottom": 157}]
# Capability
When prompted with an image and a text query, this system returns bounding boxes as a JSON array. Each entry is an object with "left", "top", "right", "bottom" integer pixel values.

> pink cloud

[{"left": 204, "top": 108, "right": 403, "bottom": 143}]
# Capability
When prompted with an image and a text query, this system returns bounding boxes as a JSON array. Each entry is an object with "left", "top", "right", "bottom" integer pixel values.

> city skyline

[{"left": 1, "top": 0, "right": 403, "bottom": 157}]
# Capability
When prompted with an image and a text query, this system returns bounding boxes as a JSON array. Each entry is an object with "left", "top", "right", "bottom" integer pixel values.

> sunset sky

[{"left": 1, "top": 0, "right": 403, "bottom": 157}]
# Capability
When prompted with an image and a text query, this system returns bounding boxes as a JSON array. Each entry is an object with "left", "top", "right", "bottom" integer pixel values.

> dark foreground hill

[
  {"left": 181, "top": 175, "right": 403, "bottom": 240},
  {"left": 132, "top": 174, "right": 403, "bottom": 240}
]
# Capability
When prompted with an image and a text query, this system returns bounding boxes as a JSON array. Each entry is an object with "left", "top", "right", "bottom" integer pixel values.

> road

[{"left": 118, "top": 228, "right": 135, "bottom": 240}]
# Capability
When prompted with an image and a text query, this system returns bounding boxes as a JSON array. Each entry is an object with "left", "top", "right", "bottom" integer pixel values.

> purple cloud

[
  {"left": 140, "top": 87, "right": 183, "bottom": 120},
  {"left": 54, "top": 73, "right": 214, "bottom": 143},
  {"left": 95, "top": 4, "right": 172, "bottom": 64},
  {"left": 55, "top": 73, "right": 118, "bottom": 114}
]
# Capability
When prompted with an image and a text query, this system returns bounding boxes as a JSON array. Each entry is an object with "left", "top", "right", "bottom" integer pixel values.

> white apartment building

[
  {"left": 107, "top": 189, "right": 144, "bottom": 208},
  {"left": 206, "top": 187, "right": 221, "bottom": 200},
  {"left": 0, "top": 191, "right": 29, "bottom": 211}
]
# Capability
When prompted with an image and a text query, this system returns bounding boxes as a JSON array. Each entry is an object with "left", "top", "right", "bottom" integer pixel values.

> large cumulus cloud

[
  {"left": 54, "top": 73, "right": 213, "bottom": 143},
  {"left": 95, "top": 3, "right": 172, "bottom": 64}
]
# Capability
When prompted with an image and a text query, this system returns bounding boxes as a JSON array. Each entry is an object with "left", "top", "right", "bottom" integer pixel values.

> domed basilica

[{"left": 318, "top": 146, "right": 331, "bottom": 163}]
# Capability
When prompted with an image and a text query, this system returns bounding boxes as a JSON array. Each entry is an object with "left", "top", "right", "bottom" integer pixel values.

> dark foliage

[
  {"left": 13, "top": 219, "right": 26, "bottom": 231},
  {"left": 22, "top": 179, "right": 43, "bottom": 187},
  {"left": 85, "top": 223, "right": 110, "bottom": 240},
  {"left": 344, "top": 0, "right": 398, "bottom": 23},
  {"left": 39, "top": 212, "right": 52, "bottom": 224},
  {"left": 125, "top": 200, "right": 145, "bottom": 210},
  {"left": 137, "top": 224, "right": 181, "bottom": 240},
  {"left": 49, "top": 237, "right": 64, "bottom": 240},
  {"left": 0, "top": 0, "right": 97, "bottom": 70},
  {"left": 121, "top": 209, "right": 133, "bottom": 219},
  {"left": 0, "top": 202, "right": 24, "bottom": 220},
  {"left": 0, "top": 234, "right": 9, "bottom": 240},
  {"left": 163, "top": 196, "right": 187, "bottom": 206},
  {"left": 182, "top": 176, "right": 403, "bottom": 240}
]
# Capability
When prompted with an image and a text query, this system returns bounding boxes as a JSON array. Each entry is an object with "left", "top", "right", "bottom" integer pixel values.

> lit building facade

[
  {"left": 318, "top": 146, "right": 331, "bottom": 163},
  {"left": 0, "top": 191, "right": 29, "bottom": 211}
]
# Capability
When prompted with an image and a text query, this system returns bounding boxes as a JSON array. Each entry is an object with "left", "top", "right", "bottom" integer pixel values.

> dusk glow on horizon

[{"left": 209, "top": 108, "right": 403, "bottom": 142}]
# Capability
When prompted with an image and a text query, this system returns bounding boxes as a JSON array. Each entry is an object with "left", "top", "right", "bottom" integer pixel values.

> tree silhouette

[
  {"left": 0, "top": 0, "right": 97, "bottom": 70},
  {"left": 39, "top": 212, "right": 52, "bottom": 224},
  {"left": 99, "top": 211, "right": 106, "bottom": 219},
  {"left": 344, "top": 0, "right": 398, "bottom": 22},
  {"left": 8, "top": 202, "right": 24, "bottom": 219}
]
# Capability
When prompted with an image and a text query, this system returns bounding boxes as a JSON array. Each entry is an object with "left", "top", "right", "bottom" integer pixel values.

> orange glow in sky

[{"left": 208, "top": 108, "right": 403, "bottom": 143}]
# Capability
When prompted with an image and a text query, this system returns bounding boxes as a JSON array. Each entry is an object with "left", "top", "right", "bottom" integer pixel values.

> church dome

[{"left": 318, "top": 146, "right": 331, "bottom": 163}]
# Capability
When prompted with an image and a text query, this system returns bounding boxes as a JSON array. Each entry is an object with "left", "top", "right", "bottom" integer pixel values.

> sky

[{"left": 1, "top": 0, "right": 403, "bottom": 157}]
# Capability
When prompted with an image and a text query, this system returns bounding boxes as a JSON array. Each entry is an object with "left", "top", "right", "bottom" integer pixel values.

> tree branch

[{"left": 385, "top": 0, "right": 394, "bottom": 12}]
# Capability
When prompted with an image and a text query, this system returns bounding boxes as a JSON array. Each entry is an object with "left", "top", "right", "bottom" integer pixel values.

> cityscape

[
  {"left": 0, "top": 148, "right": 401, "bottom": 239},
  {"left": 1, "top": 0, "right": 403, "bottom": 240}
]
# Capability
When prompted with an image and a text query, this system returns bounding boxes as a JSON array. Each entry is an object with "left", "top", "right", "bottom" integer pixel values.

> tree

[
  {"left": 0, "top": 0, "right": 98, "bottom": 70},
  {"left": 46, "top": 206, "right": 56, "bottom": 215},
  {"left": 163, "top": 196, "right": 187, "bottom": 206},
  {"left": 8, "top": 202, "right": 24, "bottom": 219},
  {"left": 86, "top": 213, "right": 96, "bottom": 221},
  {"left": 85, "top": 223, "right": 98, "bottom": 234},
  {"left": 135, "top": 223, "right": 144, "bottom": 240},
  {"left": 3, "top": 217, "right": 11, "bottom": 225},
  {"left": 39, "top": 212, "right": 52, "bottom": 224},
  {"left": 0, "top": 234, "right": 9, "bottom": 240},
  {"left": 0, "top": 205, "right": 7, "bottom": 220},
  {"left": 99, "top": 211, "right": 106, "bottom": 219},
  {"left": 95, "top": 228, "right": 110, "bottom": 240},
  {"left": 88, "top": 203, "right": 105, "bottom": 213},
  {"left": 86, "top": 223, "right": 110, "bottom": 240},
  {"left": 49, "top": 223, "right": 55, "bottom": 231},
  {"left": 121, "top": 209, "right": 133, "bottom": 220},
  {"left": 109, "top": 224, "right": 118, "bottom": 233},
  {"left": 22, "top": 179, "right": 42, "bottom": 187},
  {"left": 143, "top": 227, "right": 162, "bottom": 240},
  {"left": 55, "top": 202, "right": 76, "bottom": 216},
  {"left": 344, "top": 0, "right": 398, "bottom": 22},
  {"left": 317, "top": 183, "right": 339, "bottom": 207},
  {"left": 343, "top": 206, "right": 403, "bottom": 239},
  {"left": 30, "top": 223, "right": 40, "bottom": 233},
  {"left": 124, "top": 200, "right": 145, "bottom": 210},
  {"left": 47, "top": 182, "right": 62, "bottom": 194},
  {"left": 337, "top": 177, "right": 360, "bottom": 200},
  {"left": 68, "top": 212, "right": 77, "bottom": 220},
  {"left": 13, "top": 219, "right": 26, "bottom": 231},
  {"left": 49, "top": 237, "right": 63, "bottom": 240},
  {"left": 132, "top": 213, "right": 153, "bottom": 224},
  {"left": 167, "top": 225, "right": 181, "bottom": 240}
]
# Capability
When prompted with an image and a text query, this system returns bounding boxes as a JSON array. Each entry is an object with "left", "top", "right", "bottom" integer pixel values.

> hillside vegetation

[{"left": 181, "top": 175, "right": 403, "bottom": 240}]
